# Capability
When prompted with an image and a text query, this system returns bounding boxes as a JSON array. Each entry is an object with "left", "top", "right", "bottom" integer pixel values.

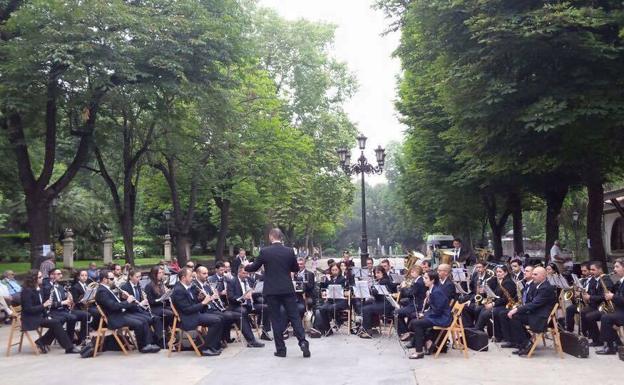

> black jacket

[
  {"left": 612, "top": 278, "right": 624, "bottom": 311},
  {"left": 95, "top": 285, "right": 134, "bottom": 329},
  {"left": 71, "top": 281, "right": 88, "bottom": 303},
  {"left": 492, "top": 277, "right": 518, "bottom": 308},
  {"left": 245, "top": 242, "right": 298, "bottom": 295},
  {"left": 439, "top": 277, "right": 457, "bottom": 301},
  {"left": 20, "top": 287, "right": 48, "bottom": 331},
  {"left": 589, "top": 276, "right": 613, "bottom": 307},
  {"left": 402, "top": 276, "right": 427, "bottom": 310},
  {"left": 170, "top": 282, "right": 205, "bottom": 331},
  {"left": 517, "top": 280, "right": 557, "bottom": 319},
  {"left": 226, "top": 277, "right": 254, "bottom": 306},
  {"left": 294, "top": 269, "right": 316, "bottom": 296}
]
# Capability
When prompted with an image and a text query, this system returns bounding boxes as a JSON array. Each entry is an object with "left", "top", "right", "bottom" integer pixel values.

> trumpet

[{"left": 598, "top": 273, "right": 616, "bottom": 313}]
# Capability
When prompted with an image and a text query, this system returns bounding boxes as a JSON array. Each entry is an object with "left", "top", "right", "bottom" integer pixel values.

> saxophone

[
  {"left": 598, "top": 273, "right": 616, "bottom": 313},
  {"left": 499, "top": 279, "right": 519, "bottom": 309}
]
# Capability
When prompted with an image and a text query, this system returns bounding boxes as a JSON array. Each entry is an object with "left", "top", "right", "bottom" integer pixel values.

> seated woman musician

[
  {"left": 406, "top": 271, "right": 452, "bottom": 359},
  {"left": 312, "top": 263, "right": 348, "bottom": 336},
  {"left": 472, "top": 265, "right": 518, "bottom": 341},
  {"left": 359, "top": 266, "right": 395, "bottom": 339},
  {"left": 397, "top": 265, "right": 426, "bottom": 341}
]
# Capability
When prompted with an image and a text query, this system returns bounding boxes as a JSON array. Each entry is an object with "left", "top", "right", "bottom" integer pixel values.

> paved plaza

[{"left": 1, "top": 324, "right": 621, "bottom": 385}]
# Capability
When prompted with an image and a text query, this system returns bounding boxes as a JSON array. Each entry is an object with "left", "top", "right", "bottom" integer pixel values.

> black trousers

[
  {"left": 600, "top": 310, "right": 624, "bottom": 344},
  {"left": 225, "top": 307, "right": 256, "bottom": 343},
  {"left": 495, "top": 308, "right": 512, "bottom": 342},
  {"left": 36, "top": 318, "right": 73, "bottom": 350},
  {"left": 408, "top": 318, "right": 434, "bottom": 352},
  {"left": 474, "top": 306, "right": 505, "bottom": 339},
  {"left": 397, "top": 304, "right": 417, "bottom": 335},
  {"left": 115, "top": 313, "right": 153, "bottom": 349},
  {"left": 265, "top": 293, "right": 307, "bottom": 353},
  {"left": 191, "top": 312, "right": 224, "bottom": 350},
  {"left": 508, "top": 313, "right": 532, "bottom": 346},
  {"left": 151, "top": 306, "right": 174, "bottom": 344},
  {"left": 50, "top": 309, "right": 88, "bottom": 343},
  {"left": 313, "top": 300, "right": 348, "bottom": 333},
  {"left": 362, "top": 302, "right": 392, "bottom": 331}
]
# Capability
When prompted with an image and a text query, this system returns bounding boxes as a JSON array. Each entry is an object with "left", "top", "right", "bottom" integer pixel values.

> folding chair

[
  {"left": 5, "top": 306, "right": 42, "bottom": 356},
  {"left": 526, "top": 303, "right": 564, "bottom": 358},
  {"left": 92, "top": 304, "right": 136, "bottom": 357},
  {"left": 433, "top": 301, "right": 468, "bottom": 359},
  {"left": 167, "top": 302, "right": 203, "bottom": 357}
]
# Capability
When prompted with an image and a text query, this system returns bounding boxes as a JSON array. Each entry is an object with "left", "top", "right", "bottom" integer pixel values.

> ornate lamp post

[
  {"left": 337, "top": 134, "right": 386, "bottom": 267},
  {"left": 163, "top": 210, "right": 171, "bottom": 236}
]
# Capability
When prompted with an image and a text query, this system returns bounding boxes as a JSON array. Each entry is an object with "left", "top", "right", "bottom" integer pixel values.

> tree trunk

[
  {"left": 544, "top": 185, "right": 568, "bottom": 263},
  {"left": 25, "top": 196, "right": 51, "bottom": 268},
  {"left": 586, "top": 179, "right": 607, "bottom": 266},
  {"left": 175, "top": 235, "right": 190, "bottom": 264},
  {"left": 482, "top": 191, "right": 512, "bottom": 260},
  {"left": 120, "top": 206, "right": 135, "bottom": 266},
  {"left": 214, "top": 197, "right": 230, "bottom": 261},
  {"left": 509, "top": 192, "right": 524, "bottom": 256}
]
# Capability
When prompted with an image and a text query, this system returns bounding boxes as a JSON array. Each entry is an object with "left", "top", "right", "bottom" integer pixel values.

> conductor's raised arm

[{"left": 245, "top": 254, "right": 264, "bottom": 273}]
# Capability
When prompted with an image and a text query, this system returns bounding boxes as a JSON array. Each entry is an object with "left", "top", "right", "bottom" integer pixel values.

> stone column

[
  {"left": 103, "top": 231, "right": 113, "bottom": 264},
  {"left": 164, "top": 234, "right": 172, "bottom": 261},
  {"left": 62, "top": 228, "right": 74, "bottom": 269},
  {"left": 185, "top": 242, "right": 191, "bottom": 260}
]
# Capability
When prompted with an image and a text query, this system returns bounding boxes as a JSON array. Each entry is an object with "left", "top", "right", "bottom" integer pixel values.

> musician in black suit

[
  {"left": 360, "top": 266, "right": 394, "bottom": 339},
  {"left": 95, "top": 270, "right": 160, "bottom": 353},
  {"left": 231, "top": 248, "right": 249, "bottom": 279},
  {"left": 473, "top": 265, "right": 518, "bottom": 340},
  {"left": 71, "top": 269, "right": 100, "bottom": 331},
  {"left": 144, "top": 265, "right": 173, "bottom": 348},
  {"left": 564, "top": 262, "right": 590, "bottom": 333},
  {"left": 46, "top": 268, "right": 89, "bottom": 344},
  {"left": 505, "top": 267, "right": 557, "bottom": 355},
  {"left": 295, "top": 257, "right": 316, "bottom": 316},
  {"left": 312, "top": 263, "right": 348, "bottom": 336},
  {"left": 20, "top": 270, "right": 80, "bottom": 354},
  {"left": 397, "top": 265, "right": 426, "bottom": 339},
  {"left": 596, "top": 258, "right": 624, "bottom": 355},
  {"left": 436, "top": 264, "right": 456, "bottom": 302},
  {"left": 498, "top": 265, "right": 534, "bottom": 346},
  {"left": 171, "top": 267, "right": 223, "bottom": 356},
  {"left": 510, "top": 259, "right": 524, "bottom": 282},
  {"left": 223, "top": 266, "right": 265, "bottom": 347},
  {"left": 120, "top": 269, "right": 164, "bottom": 346},
  {"left": 451, "top": 238, "right": 471, "bottom": 265},
  {"left": 244, "top": 228, "right": 310, "bottom": 358},
  {"left": 462, "top": 261, "right": 492, "bottom": 327}
]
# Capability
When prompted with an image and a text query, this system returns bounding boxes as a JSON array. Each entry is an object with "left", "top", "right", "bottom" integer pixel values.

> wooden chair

[
  {"left": 526, "top": 303, "right": 563, "bottom": 358},
  {"left": 167, "top": 302, "right": 203, "bottom": 357},
  {"left": 5, "top": 306, "right": 42, "bottom": 356},
  {"left": 337, "top": 290, "right": 352, "bottom": 334},
  {"left": 433, "top": 301, "right": 468, "bottom": 359},
  {"left": 92, "top": 304, "right": 136, "bottom": 357}
]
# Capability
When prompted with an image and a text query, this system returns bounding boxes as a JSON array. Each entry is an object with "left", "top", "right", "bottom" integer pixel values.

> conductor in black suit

[{"left": 245, "top": 228, "right": 310, "bottom": 358}]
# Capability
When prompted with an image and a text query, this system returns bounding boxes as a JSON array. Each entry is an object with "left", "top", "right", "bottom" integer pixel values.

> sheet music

[
  {"left": 389, "top": 273, "right": 404, "bottom": 284},
  {"left": 326, "top": 284, "right": 344, "bottom": 299},
  {"left": 452, "top": 268, "right": 468, "bottom": 282},
  {"left": 353, "top": 281, "right": 371, "bottom": 299},
  {"left": 385, "top": 294, "right": 401, "bottom": 309},
  {"left": 80, "top": 288, "right": 96, "bottom": 303},
  {"left": 253, "top": 281, "right": 264, "bottom": 294},
  {"left": 373, "top": 285, "right": 390, "bottom": 296},
  {"left": 167, "top": 274, "right": 178, "bottom": 286},
  {"left": 157, "top": 290, "right": 173, "bottom": 302}
]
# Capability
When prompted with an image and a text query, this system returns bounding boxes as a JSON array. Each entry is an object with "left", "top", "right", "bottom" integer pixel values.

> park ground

[{"left": 0, "top": 323, "right": 621, "bottom": 385}]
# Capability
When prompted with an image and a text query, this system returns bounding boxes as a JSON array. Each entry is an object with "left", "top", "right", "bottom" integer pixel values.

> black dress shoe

[
  {"left": 595, "top": 344, "right": 617, "bottom": 355},
  {"left": 409, "top": 352, "right": 425, "bottom": 359},
  {"left": 274, "top": 351, "right": 287, "bottom": 357},
  {"left": 201, "top": 348, "right": 221, "bottom": 356},
  {"left": 299, "top": 340, "right": 311, "bottom": 358},
  {"left": 260, "top": 331, "right": 273, "bottom": 341},
  {"left": 35, "top": 341, "right": 48, "bottom": 354},
  {"left": 404, "top": 342, "right": 415, "bottom": 349},
  {"left": 147, "top": 344, "right": 161, "bottom": 353},
  {"left": 247, "top": 341, "right": 265, "bottom": 348},
  {"left": 501, "top": 342, "right": 516, "bottom": 349},
  {"left": 225, "top": 337, "right": 236, "bottom": 343}
]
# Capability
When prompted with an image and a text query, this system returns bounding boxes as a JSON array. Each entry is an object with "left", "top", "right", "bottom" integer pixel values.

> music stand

[
  {"left": 167, "top": 274, "right": 178, "bottom": 287},
  {"left": 452, "top": 268, "right": 468, "bottom": 282},
  {"left": 80, "top": 287, "right": 97, "bottom": 304},
  {"left": 389, "top": 273, "right": 404, "bottom": 285},
  {"left": 352, "top": 281, "right": 371, "bottom": 335}
]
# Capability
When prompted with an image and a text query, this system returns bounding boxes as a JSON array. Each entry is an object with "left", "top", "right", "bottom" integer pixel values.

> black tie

[
  {"left": 188, "top": 287, "right": 194, "bottom": 300},
  {"left": 134, "top": 285, "right": 140, "bottom": 301}
]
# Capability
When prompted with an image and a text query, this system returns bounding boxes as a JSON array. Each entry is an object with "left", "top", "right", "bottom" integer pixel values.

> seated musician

[
  {"left": 498, "top": 265, "right": 533, "bottom": 347},
  {"left": 46, "top": 268, "right": 88, "bottom": 345},
  {"left": 596, "top": 258, "right": 624, "bottom": 355},
  {"left": 71, "top": 269, "right": 100, "bottom": 332},
  {"left": 504, "top": 266, "right": 557, "bottom": 355},
  {"left": 20, "top": 269, "right": 80, "bottom": 354},
  {"left": 295, "top": 257, "right": 316, "bottom": 316},
  {"left": 421, "top": 260, "right": 431, "bottom": 274},
  {"left": 171, "top": 267, "right": 223, "bottom": 356},
  {"left": 223, "top": 266, "right": 265, "bottom": 347},
  {"left": 341, "top": 250, "right": 354, "bottom": 267},
  {"left": 564, "top": 261, "right": 590, "bottom": 334},
  {"left": 227, "top": 265, "right": 273, "bottom": 340},
  {"left": 144, "top": 265, "right": 174, "bottom": 348},
  {"left": 339, "top": 261, "right": 355, "bottom": 289},
  {"left": 360, "top": 266, "right": 395, "bottom": 339},
  {"left": 472, "top": 265, "right": 518, "bottom": 341},
  {"left": 436, "top": 264, "right": 456, "bottom": 301},
  {"left": 365, "top": 257, "right": 374, "bottom": 278},
  {"left": 208, "top": 262, "right": 228, "bottom": 304},
  {"left": 397, "top": 265, "right": 426, "bottom": 341},
  {"left": 312, "top": 263, "right": 348, "bottom": 337},
  {"left": 462, "top": 260, "right": 492, "bottom": 327},
  {"left": 194, "top": 266, "right": 232, "bottom": 344},
  {"left": 510, "top": 259, "right": 525, "bottom": 282},
  {"left": 120, "top": 269, "right": 162, "bottom": 347},
  {"left": 95, "top": 269, "right": 160, "bottom": 353},
  {"left": 569, "top": 261, "right": 610, "bottom": 346},
  {"left": 406, "top": 271, "right": 452, "bottom": 359}
]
